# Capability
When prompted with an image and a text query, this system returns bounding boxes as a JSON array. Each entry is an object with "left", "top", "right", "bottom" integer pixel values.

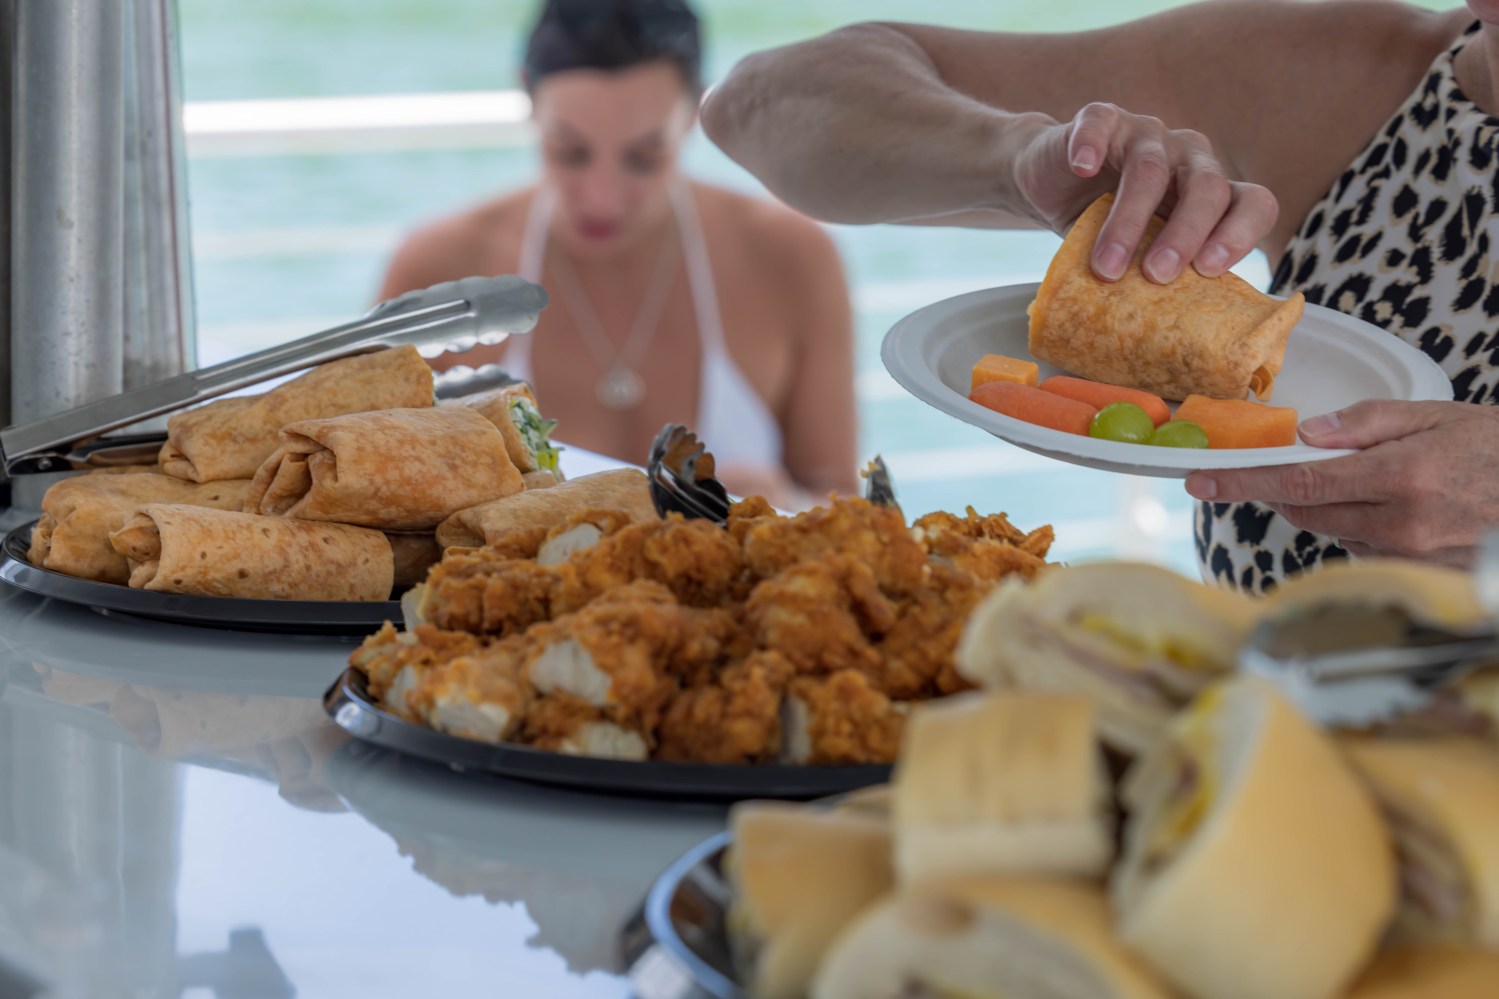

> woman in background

[{"left": 379, "top": 0, "right": 857, "bottom": 509}]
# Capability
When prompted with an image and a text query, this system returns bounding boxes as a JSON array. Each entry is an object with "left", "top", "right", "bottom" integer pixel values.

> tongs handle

[{"left": 1, "top": 275, "right": 547, "bottom": 475}]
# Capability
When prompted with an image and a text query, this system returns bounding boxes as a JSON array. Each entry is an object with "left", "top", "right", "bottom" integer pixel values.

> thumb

[{"left": 1297, "top": 399, "right": 1451, "bottom": 449}]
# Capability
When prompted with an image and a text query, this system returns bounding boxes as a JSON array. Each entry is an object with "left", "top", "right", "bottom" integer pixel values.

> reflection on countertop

[
  {"left": 0, "top": 580, "right": 726, "bottom": 995},
  {"left": 325, "top": 740, "right": 726, "bottom": 975}
]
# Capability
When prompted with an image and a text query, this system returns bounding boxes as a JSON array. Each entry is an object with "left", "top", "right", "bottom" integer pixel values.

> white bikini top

[{"left": 506, "top": 179, "right": 784, "bottom": 470}]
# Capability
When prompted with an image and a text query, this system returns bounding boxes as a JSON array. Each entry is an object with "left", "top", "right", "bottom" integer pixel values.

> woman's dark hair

[{"left": 524, "top": 0, "right": 702, "bottom": 96}]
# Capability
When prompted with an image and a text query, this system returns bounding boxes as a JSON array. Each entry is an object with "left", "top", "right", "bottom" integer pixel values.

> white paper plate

[{"left": 881, "top": 282, "right": 1454, "bottom": 478}]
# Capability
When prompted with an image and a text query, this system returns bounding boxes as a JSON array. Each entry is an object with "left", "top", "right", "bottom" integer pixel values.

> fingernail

[
  {"left": 1300, "top": 411, "right": 1342, "bottom": 437},
  {"left": 1146, "top": 247, "right": 1181, "bottom": 283},
  {"left": 1196, "top": 243, "right": 1230, "bottom": 275},
  {"left": 1185, "top": 473, "right": 1218, "bottom": 500},
  {"left": 1096, "top": 242, "right": 1129, "bottom": 280},
  {"left": 1072, "top": 148, "right": 1098, "bottom": 172}
]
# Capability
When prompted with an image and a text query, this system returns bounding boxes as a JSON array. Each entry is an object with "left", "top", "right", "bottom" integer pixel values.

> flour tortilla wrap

[
  {"left": 386, "top": 532, "right": 444, "bottom": 590},
  {"left": 1028, "top": 194, "right": 1304, "bottom": 401},
  {"left": 159, "top": 344, "right": 434, "bottom": 482},
  {"left": 434, "top": 468, "right": 657, "bottom": 549},
  {"left": 109, "top": 504, "right": 393, "bottom": 600},
  {"left": 28, "top": 473, "right": 253, "bottom": 584},
  {"left": 245, "top": 407, "right": 523, "bottom": 531},
  {"left": 443, "top": 383, "right": 561, "bottom": 477}
]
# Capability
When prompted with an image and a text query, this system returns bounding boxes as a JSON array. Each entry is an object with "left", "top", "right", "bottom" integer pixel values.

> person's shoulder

[
  {"left": 399, "top": 189, "right": 532, "bottom": 260},
  {"left": 1205, "top": 0, "right": 1466, "bottom": 60},
  {"left": 694, "top": 181, "right": 842, "bottom": 272},
  {"left": 380, "top": 189, "right": 535, "bottom": 298}
]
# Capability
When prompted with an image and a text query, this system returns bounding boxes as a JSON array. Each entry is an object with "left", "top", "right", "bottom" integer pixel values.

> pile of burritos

[{"left": 25, "top": 345, "right": 565, "bottom": 601}]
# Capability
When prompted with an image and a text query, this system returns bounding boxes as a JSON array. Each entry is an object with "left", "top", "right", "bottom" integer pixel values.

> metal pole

[
  {"left": 12, "top": 0, "right": 126, "bottom": 425},
  {"left": 0, "top": 0, "right": 12, "bottom": 426},
  {"left": 123, "top": 0, "right": 196, "bottom": 392},
  {"left": 0, "top": 0, "right": 14, "bottom": 505}
]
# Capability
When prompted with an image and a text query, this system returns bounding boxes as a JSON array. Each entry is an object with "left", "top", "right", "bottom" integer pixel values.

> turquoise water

[{"left": 176, "top": 0, "right": 1453, "bottom": 571}]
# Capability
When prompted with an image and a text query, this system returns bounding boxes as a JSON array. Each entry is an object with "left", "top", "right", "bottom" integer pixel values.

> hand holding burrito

[
  {"left": 159, "top": 344, "right": 434, "bottom": 482},
  {"left": 246, "top": 407, "right": 524, "bottom": 531},
  {"left": 109, "top": 505, "right": 393, "bottom": 601},
  {"left": 1028, "top": 194, "right": 1303, "bottom": 401}
]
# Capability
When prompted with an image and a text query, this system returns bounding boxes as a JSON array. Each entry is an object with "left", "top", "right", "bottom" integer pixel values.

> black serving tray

[
  {"left": 0, "top": 521, "right": 403, "bottom": 635},
  {"left": 323, "top": 666, "right": 891, "bottom": 802}
]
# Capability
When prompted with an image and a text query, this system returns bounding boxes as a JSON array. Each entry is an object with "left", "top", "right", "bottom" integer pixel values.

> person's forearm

[{"left": 701, "top": 23, "right": 1053, "bottom": 226}]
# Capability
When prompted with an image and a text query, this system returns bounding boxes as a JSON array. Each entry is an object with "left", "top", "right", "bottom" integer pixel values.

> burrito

[
  {"left": 435, "top": 468, "right": 657, "bottom": 549},
  {"left": 1028, "top": 194, "right": 1304, "bottom": 401},
  {"left": 28, "top": 473, "right": 253, "bottom": 584},
  {"left": 109, "top": 504, "right": 393, "bottom": 600},
  {"left": 245, "top": 407, "right": 523, "bottom": 531},
  {"left": 386, "top": 532, "right": 444, "bottom": 590},
  {"left": 444, "top": 383, "right": 562, "bottom": 480},
  {"left": 159, "top": 344, "right": 434, "bottom": 482}
]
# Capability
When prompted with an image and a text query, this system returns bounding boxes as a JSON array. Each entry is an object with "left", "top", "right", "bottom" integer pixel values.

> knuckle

[
  {"left": 1173, "top": 128, "right": 1213, "bottom": 153},
  {"left": 1280, "top": 464, "right": 1325, "bottom": 506},
  {"left": 1236, "top": 182, "right": 1281, "bottom": 220},
  {"left": 1183, "top": 170, "right": 1232, "bottom": 208},
  {"left": 1130, "top": 147, "right": 1171, "bottom": 182},
  {"left": 1079, "top": 101, "right": 1119, "bottom": 126}
]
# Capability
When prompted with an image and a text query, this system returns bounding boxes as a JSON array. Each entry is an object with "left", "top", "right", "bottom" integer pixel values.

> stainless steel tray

[
  {"left": 0, "top": 521, "right": 402, "bottom": 635},
  {"left": 622, "top": 832, "right": 742, "bottom": 999},
  {"left": 324, "top": 666, "right": 892, "bottom": 802}
]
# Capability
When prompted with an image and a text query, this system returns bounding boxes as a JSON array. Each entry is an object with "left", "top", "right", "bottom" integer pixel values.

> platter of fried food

[
  {"left": 326, "top": 480, "right": 1056, "bottom": 798},
  {"left": 634, "top": 556, "right": 1499, "bottom": 997},
  {"left": 0, "top": 345, "right": 565, "bottom": 632},
  {"left": 882, "top": 195, "right": 1453, "bottom": 477}
]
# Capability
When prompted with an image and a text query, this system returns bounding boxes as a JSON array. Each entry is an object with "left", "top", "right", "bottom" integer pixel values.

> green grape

[
  {"left": 1150, "top": 420, "right": 1211, "bottom": 449},
  {"left": 1089, "top": 402, "right": 1155, "bottom": 444}
]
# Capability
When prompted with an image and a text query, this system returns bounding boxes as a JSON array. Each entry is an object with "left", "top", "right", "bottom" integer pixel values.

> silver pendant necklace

[{"left": 548, "top": 221, "right": 680, "bottom": 411}]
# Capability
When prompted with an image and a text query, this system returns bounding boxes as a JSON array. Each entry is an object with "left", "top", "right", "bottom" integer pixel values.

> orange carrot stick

[
  {"left": 1174, "top": 395, "right": 1300, "bottom": 448},
  {"left": 970, "top": 382, "right": 1097, "bottom": 436},
  {"left": 1039, "top": 376, "right": 1171, "bottom": 427}
]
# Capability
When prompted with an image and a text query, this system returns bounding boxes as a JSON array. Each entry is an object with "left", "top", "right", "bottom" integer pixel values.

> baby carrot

[
  {"left": 970, "top": 381, "right": 1097, "bottom": 436},
  {"left": 1039, "top": 375, "right": 1172, "bottom": 427}
]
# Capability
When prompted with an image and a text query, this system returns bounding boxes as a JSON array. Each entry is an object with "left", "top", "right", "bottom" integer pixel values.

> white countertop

[{"left": 0, "top": 447, "right": 727, "bottom": 997}]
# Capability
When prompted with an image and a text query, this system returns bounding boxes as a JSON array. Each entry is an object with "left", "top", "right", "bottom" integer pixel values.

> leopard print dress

[{"left": 1196, "top": 22, "right": 1499, "bottom": 592}]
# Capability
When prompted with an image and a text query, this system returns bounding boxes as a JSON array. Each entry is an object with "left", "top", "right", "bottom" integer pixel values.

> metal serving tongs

[
  {"left": 647, "top": 424, "right": 732, "bottom": 525},
  {"left": 0, "top": 275, "right": 547, "bottom": 476},
  {"left": 1240, "top": 533, "right": 1499, "bottom": 727}
]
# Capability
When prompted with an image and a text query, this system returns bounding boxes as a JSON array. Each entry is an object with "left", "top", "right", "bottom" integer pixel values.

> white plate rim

[{"left": 880, "top": 282, "right": 1455, "bottom": 478}]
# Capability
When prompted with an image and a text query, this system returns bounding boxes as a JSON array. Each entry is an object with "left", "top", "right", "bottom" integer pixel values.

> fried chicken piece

[
  {"left": 348, "top": 622, "right": 487, "bottom": 718},
  {"left": 657, "top": 651, "right": 796, "bottom": 763},
  {"left": 554, "top": 514, "right": 746, "bottom": 611},
  {"left": 745, "top": 556, "right": 895, "bottom": 675},
  {"left": 727, "top": 495, "right": 780, "bottom": 546},
  {"left": 667, "top": 605, "right": 754, "bottom": 687},
  {"left": 878, "top": 566, "right": 993, "bottom": 698},
  {"left": 518, "top": 691, "right": 649, "bottom": 760},
  {"left": 414, "top": 551, "right": 561, "bottom": 636},
  {"left": 409, "top": 634, "right": 535, "bottom": 743},
  {"left": 536, "top": 508, "right": 639, "bottom": 566},
  {"left": 743, "top": 497, "right": 929, "bottom": 595},
  {"left": 912, "top": 507, "right": 1054, "bottom": 580},
  {"left": 526, "top": 580, "right": 684, "bottom": 730},
  {"left": 782, "top": 670, "right": 908, "bottom": 765}
]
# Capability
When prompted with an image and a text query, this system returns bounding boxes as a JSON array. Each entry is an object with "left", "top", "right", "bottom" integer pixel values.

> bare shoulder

[
  {"left": 379, "top": 188, "right": 535, "bottom": 299},
  {"left": 693, "top": 181, "right": 843, "bottom": 281}
]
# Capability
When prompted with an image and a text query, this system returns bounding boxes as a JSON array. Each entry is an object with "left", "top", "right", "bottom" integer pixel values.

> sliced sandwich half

[{"left": 1112, "top": 676, "right": 1396, "bottom": 999}]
